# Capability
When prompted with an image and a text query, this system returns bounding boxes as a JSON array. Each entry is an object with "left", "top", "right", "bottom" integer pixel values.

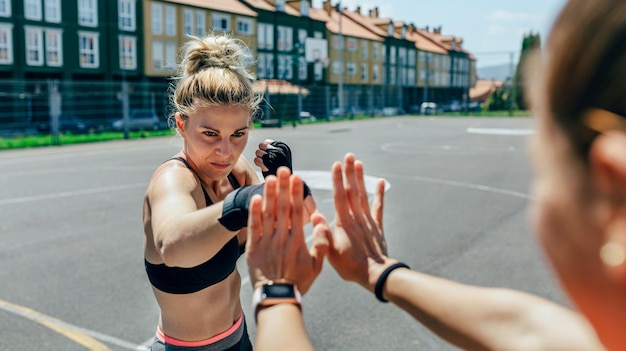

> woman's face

[{"left": 179, "top": 104, "right": 250, "bottom": 181}]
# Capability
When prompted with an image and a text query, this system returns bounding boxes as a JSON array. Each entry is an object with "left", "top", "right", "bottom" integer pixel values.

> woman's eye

[
  {"left": 232, "top": 131, "right": 245, "bottom": 138},
  {"left": 204, "top": 131, "right": 218, "bottom": 137}
]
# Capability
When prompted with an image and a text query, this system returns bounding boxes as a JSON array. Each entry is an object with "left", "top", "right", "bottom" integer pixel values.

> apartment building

[{"left": 0, "top": 0, "right": 477, "bottom": 131}]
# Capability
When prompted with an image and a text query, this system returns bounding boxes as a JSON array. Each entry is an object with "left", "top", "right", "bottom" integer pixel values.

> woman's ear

[
  {"left": 590, "top": 132, "right": 626, "bottom": 284},
  {"left": 175, "top": 112, "right": 185, "bottom": 136}
]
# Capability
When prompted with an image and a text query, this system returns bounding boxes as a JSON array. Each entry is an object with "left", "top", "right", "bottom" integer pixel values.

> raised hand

[{"left": 246, "top": 167, "right": 330, "bottom": 295}]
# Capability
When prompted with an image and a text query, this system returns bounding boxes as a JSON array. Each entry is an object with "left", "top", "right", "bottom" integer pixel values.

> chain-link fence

[{"left": 0, "top": 79, "right": 411, "bottom": 140}]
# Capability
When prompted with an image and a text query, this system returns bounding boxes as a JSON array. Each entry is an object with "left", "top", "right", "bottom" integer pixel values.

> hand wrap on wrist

[
  {"left": 218, "top": 184, "right": 264, "bottom": 232},
  {"left": 262, "top": 141, "right": 293, "bottom": 178},
  {"left": 374, "top": 262, "right": 410, "bottom": 303}
]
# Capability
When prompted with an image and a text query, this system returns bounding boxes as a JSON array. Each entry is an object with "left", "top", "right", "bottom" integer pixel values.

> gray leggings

[{"left": 151, "top": 317, "right": 252, "bottom": 351}]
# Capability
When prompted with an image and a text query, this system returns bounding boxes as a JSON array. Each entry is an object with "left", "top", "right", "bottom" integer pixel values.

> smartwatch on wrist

[{"left": 252, "top": 283, "right": 302, "bottom": 317}]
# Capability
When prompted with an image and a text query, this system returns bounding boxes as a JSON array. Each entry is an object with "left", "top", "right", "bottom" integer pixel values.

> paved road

[{"left": 0, "top": 116, "right": 568, "bottom": 351}]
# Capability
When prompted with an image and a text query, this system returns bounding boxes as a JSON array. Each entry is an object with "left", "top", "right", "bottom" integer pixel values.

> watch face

[{"left": 262, "top": 284, "right": 296, "bottom": 298}]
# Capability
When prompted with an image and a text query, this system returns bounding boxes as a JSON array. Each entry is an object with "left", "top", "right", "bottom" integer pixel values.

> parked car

[
  {"left": 469, "top": 101, "right": 482, "bottom": 112},
  {"left": 111, "top": 109, "right": 161, "bottom": 131},
  {"left": 420, "top": 102, "right": 438, "bottom": 115},
  {"left": 298, "top": 111, "right": 316, "bottom": 122},
  {"left": 37, "top": 114, "right": 104, "bottom": 134}
]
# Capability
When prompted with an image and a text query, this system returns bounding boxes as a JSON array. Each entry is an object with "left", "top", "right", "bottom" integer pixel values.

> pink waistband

[{"left": 157, "top": 313, "right": 243, "bottom": 347}]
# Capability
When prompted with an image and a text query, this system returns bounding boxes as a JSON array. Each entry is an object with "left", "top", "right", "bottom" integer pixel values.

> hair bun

[{"left": 181, "top": 35, "right": 251, "bottom": 78}]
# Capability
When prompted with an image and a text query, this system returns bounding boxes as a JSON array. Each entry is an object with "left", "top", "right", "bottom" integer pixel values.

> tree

[{"left": 513, "top": 32, "right": 541, "bottom": 110}]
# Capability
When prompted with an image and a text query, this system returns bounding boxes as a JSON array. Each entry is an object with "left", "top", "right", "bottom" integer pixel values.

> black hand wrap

[
  {"left": 218, "top": 184, "right": 264, "bottom": 232},
  {"left": 261, "top": 141, "right": 293, "bottom": 178},
  {"left": 261, "top": 141, "right": 311, "bottom": 198}
]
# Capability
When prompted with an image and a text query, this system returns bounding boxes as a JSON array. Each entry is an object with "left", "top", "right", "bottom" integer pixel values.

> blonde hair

[
  {"left": 168, "top": 34, "right": 261, "bottom": 126},
  {"left": 527, "top": 0, "right": 626, "bottom": 158}
]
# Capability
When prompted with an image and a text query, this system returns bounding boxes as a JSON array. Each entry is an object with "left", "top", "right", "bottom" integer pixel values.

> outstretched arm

[
  {"left": 246, "top": 167, "right": 331, "bottom": 351},
  {"left": 326, "top": 153, "right": 603, "bottom": 351}
]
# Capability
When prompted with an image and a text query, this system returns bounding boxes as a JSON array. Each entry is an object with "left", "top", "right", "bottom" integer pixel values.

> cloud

[{"left": 487, "top": 25, "right": 507, "bottom": 37}]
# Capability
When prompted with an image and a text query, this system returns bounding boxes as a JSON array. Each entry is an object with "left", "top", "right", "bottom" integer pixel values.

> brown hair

[
  {"left": 527, "top": 0, "right": 626, "bottom": 158},
  {"left": 168, "top": 34, "right": 261, "bottom": 126}
]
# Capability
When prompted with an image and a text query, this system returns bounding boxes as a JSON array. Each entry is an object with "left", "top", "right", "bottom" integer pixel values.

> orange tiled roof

[
  {"left": 242, "top": 0, "right": 300, "bottom": 16},
  {"left": 405, "top": 30, "right": 447, "bottom": 54},
  {"left": 167, "top": 0, "right": 257, "bottom": 16},
  {"left": 252, "top": 79, "right": 310, "bottom": 94},
  {"left": 325, "top": 9, "right": 383, "bottom": 41},
  {"left": 341, "top": 9, "right": 386, "bottom": 37},
  {"left": 470, "top": 79, "right": 503, "bottom": 102},
  {"left": 309, "top": 7, "right": 331, "bottom": 22}
]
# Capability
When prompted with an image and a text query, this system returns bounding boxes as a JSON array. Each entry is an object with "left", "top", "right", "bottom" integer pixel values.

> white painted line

[
  {"left": 466, "top": 127, "right": 534, "bottom": 135},
  {"left": 0, "top": 183, "right": 148, "bottom": 206},
  {"left": 0, "top": 298, "right": 142, "bottom": 351},
  {"left": 379, "top": 173, "right": 531, "bottom": 200}
]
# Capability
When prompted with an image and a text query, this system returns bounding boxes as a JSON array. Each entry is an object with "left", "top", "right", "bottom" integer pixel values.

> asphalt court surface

[{"left": 0, "top": 116, "right": 569, "bottom": 350}]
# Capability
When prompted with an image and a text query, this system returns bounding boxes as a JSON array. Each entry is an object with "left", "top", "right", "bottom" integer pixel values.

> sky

[{"left": 311, "top": 0, "right": 568, "bottom": 68}]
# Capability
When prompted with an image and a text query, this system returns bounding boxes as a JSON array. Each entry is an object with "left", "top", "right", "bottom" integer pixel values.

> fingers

[
  {"left": 372, "top": 179, "right": 386, "bottom": 229},
  {"left": 246, "top": 195, "right": 263, "bottom": 250},
  {"left": 332, "top": 161, "right": 347, "bottom": 225},
  {"left": 290, "top": 174, "right": 304, "bottom": 238},
  {"left": 343, "top": 154, "right": 367, "bottom": 220},
  {"left": 262, "top": 176, "right": 277, "bottom": 238}
]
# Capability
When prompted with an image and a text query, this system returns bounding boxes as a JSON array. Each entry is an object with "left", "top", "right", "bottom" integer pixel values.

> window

[
  {"left": 257, "top": 23, "right": 273, "bottom": 50},
  {"left": 78, "top": 31, "right": 99, "bottom": 68},
  {"left": 389, "top": 46, "right": 396, "bottom": 64},
  {"left": 78, "top": 0, "right": 98, "bottom": 27},
  {"left": 45, "top": 0, "right": 61, "bottom": 23},
  {"left": 237, "top": 17, "right": 253, "bottom": 35},
  {"left": 257, "top": 54, "right": 265, "bottom": 78},
  {"left": 165, "top": 5, "right": 175, "bottom": 36},
  {"left": 45, "top": 29, "right": 62, "bottom": 66},
  {"left": 184, "top": 9, "right": 205, "bottom": 36},
  {"left": 152, "top": 40, "right": 176, "bottom": 71},
  {"left": 277, "top": 26, "right": 292, "bottom": 52},
  {"left": 0, "top": 0, "right": 11, "bottom": 17},
  {"left": 346, "top": 62, "right": 356, "bottom": 76},
  {"left": 389, "top": 67, "right": 396, "bottom": 84},
  {"left": 118, "top": 0, "right": 135, "bottom": 31},
  {"left": 165, "top": 41, "right": 176, "bottom": 69},
  {"left": 184, "top": 9, "right": 193, "bottom": 35},
  {"left": 373, "top": 65, "right": 379, "bottom": 82},
  {"left": 151, "top": 4, "right": 162, "bottom": 35},
  {"left": 408, "top": 49, "right": 416, "bottom": 66},
  {"left": 331, "top": 61, "right": 340, "bottom": 75},
  {"left": 212, "top": 13, "right": 230, "bottom": 32},
  {"left": 361, "top": 63, "right": 368, "bottom": 82},
  {"left": 408, "top": 68, "right": 415, "bottom": 85},
  {"left": 265, "top": 53, "right": 274, "bottom": 78},
  {"left": 119, "top": 35, "right": 136, "bottom": 69},
  {"left": 152, "top": 40, "right": 163, "bottom": 70},
  {"left": 195, "top": 11, "right": 205, "bottom": 36},
  {"left": 25, "top": 27, "right": 43, "bottom": 66},
  {"left": 373, "top": 42, "right": 379, "bottom": 60},
  {"left": 398, "top": 47, "right": 406, "bottom": 66},
  {"left": 346, "top": 38, "right": 357, "bottom": 52},
  {"left": 314, "top": 31, "right": 322, "bottom": 39},
  {"left": 298, "top": 29, "right": 307, "bottom": 44},
  {"left": 277, "top": 54, "right": 292, "bottom": 79},
  {"left": 298, "top": 56, "right": 306, "bottom": 80},
  {"left": 361, "top": 41, "right": 368, "bottom": 59},
  {"left": 313, "top": 60, "right": 322, "bottom": 81},
  {"left": 25, "top": 0, "right": 42, "bottom": 20},
  {"left": 300, "top": 1, "right": 309, "bottom": 16},
  {"left": 0, "top": 24, "right": 13, "bottom": 64}
]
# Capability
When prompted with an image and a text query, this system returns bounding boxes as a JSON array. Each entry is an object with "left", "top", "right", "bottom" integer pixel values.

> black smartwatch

[{"left": 252, "top": 283, "right": 302, "bottom": 317}]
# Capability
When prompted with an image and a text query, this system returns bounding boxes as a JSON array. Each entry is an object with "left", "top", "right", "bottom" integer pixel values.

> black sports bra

[{"left": 144, "top": 157, "right": 243, "bottom": 294}]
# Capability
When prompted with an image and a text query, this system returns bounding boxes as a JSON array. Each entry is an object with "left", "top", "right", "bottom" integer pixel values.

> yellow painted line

[{"left": 0, "top": 298, "right": 111, "bottom": 351}]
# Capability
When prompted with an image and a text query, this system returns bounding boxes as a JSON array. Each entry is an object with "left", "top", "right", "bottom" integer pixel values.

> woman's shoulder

[{"left": 149, "top": 158, "right": 199, "bottom": 194}]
